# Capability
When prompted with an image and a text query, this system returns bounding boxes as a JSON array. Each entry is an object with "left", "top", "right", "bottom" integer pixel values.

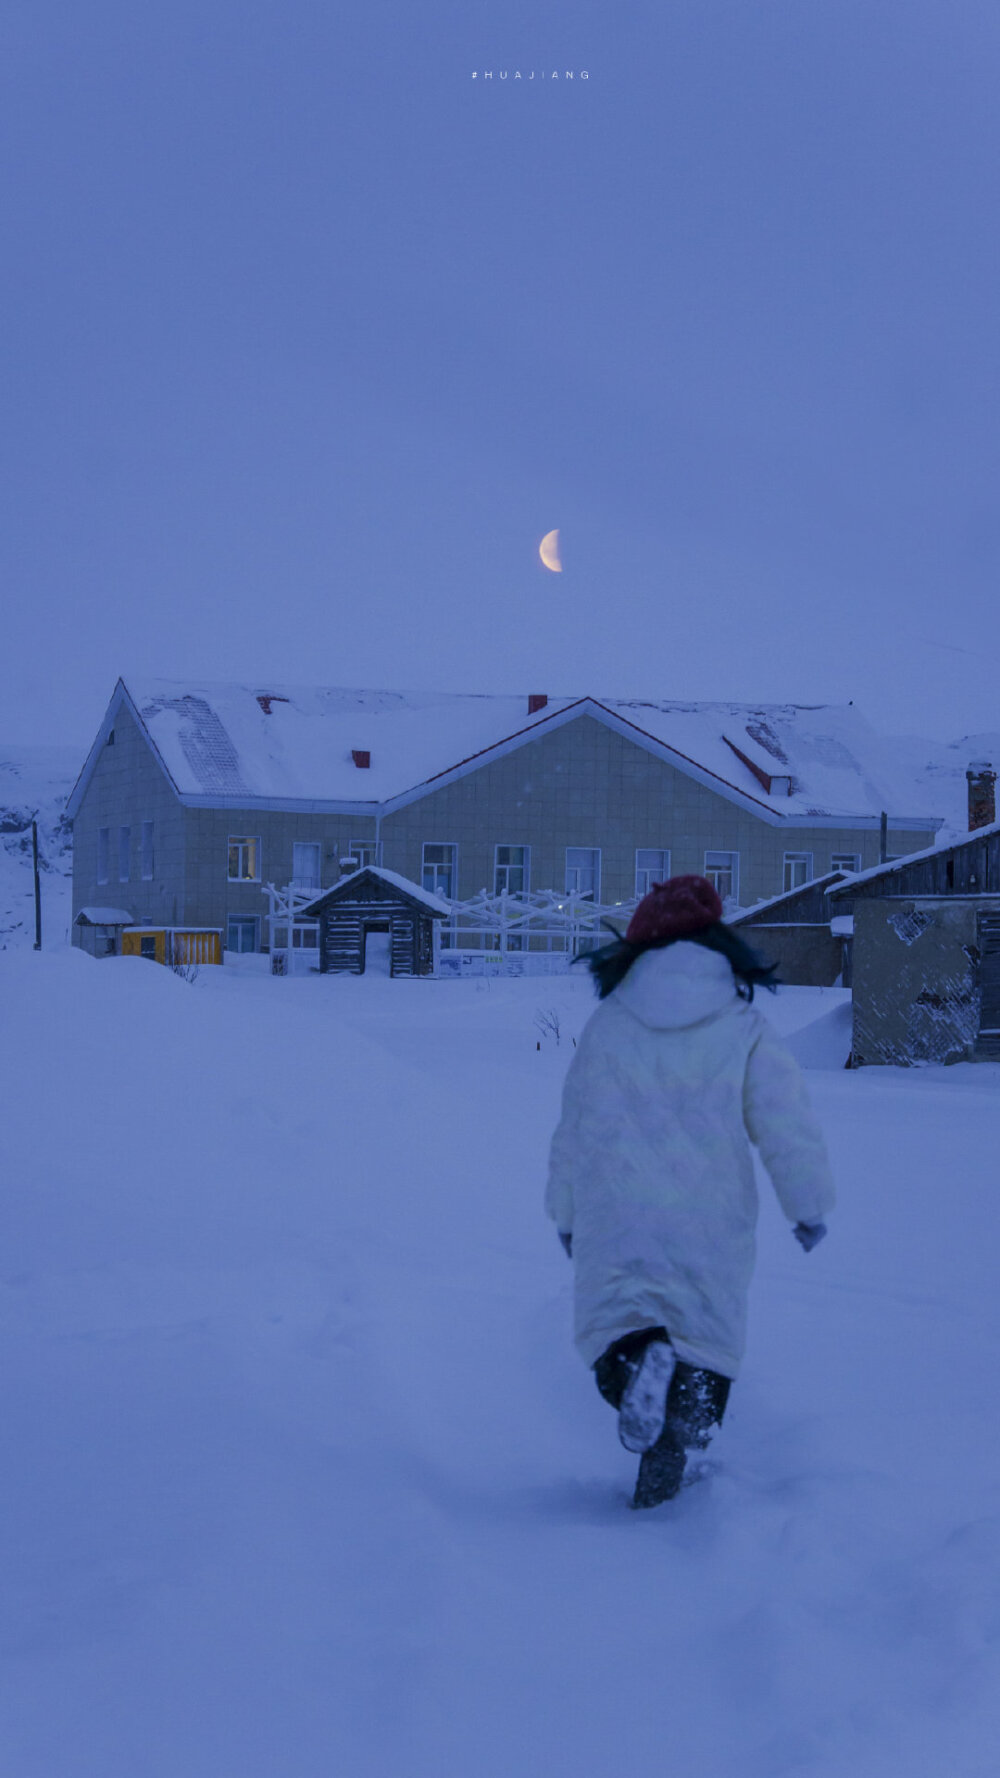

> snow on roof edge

[
  {"left": 301, "top": 865, "right": 453, "bottom": 917},
  {"left": 828, "top": 818, "right": 1000, "bottom": 895}
]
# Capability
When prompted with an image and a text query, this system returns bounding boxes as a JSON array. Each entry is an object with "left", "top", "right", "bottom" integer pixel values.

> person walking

[{"left": 546, "top": 875, "right": 835, "bottom": 1509}]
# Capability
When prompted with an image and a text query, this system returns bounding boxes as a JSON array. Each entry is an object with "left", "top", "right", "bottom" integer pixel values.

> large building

[{"left": 66, "top": 678, "right": 942, "bottom": 956}]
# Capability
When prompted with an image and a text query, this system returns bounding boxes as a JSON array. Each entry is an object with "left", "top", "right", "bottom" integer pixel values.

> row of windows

[
  {"left": 96, "top": 823, "right": 155, "bottom": 885},
  {"left": 100, "top": 829, "right": 863, "bottom": 899},
  {"left": 424, "top": 845, "right": 862, "bottom": 903}
]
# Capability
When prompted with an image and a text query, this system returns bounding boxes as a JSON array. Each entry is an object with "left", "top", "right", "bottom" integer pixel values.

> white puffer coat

[{"left": 546, "top": 942, "right": 835, "bottom": 1379}]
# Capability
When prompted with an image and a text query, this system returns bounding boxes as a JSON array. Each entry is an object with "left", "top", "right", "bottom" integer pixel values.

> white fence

[
  {"left": 262, "top": 883, "right": 321, "bottom": 975},
  {"left": 437, "top": 888, "right": 636, "bottom": 975},
  {"left": 262, "top": 880, "right": 640, "bottom": 979}
]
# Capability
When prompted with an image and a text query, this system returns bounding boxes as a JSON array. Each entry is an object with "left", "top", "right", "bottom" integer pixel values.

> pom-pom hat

[{"left": 625, "top": 874, "right": 723, "bottom": 946}]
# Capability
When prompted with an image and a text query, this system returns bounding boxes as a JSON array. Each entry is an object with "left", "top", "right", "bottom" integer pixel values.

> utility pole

[
  {"left": 31, "top": 819, "right": 42, "bottom": 950},
  {"left": 879, "top": 810, "right": 888, "bottom": 865}
]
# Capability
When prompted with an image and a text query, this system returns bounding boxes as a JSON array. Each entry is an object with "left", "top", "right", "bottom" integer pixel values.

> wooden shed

[
  {"left": 730, "top": 871, "right": 852, "bottom": 986},
  {"left": 829, "top": 818, "right": 1000, "bottom": 1065},
  {"left": 300, "top": 867, "right": 451, "bottom": 977}
]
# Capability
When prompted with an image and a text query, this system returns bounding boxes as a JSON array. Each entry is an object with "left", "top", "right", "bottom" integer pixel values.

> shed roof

[
  {"left": 75, "top": 906, "right": 134, "bottom": 925},
  {"left": 729, "top": 871, "right": 850, "bottom": 925},
  {"left": 828, "top": 818, "right": 1000, "bottom": 899},
  {"left": 67, "top": 677, "right": 945, "bottom": 830},
  {"left": 299, "top": 866, "right": 452, "bottom": 919}
]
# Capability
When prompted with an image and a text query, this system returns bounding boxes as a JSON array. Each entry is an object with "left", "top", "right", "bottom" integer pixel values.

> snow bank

[{"left": 0, "top": 954, "right": 997, "bottom": 1776}]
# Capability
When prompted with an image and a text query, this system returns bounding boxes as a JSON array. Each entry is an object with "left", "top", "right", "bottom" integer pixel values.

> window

[
  {"left": 423, "top": 842, "right": 457, "bottom": 899},
  {"left": 139, "top": 934, "right": 157, "bottom": 961},
  {"left": 704, "top": 850, "right": 739, "bottom": 904},
  {"left": 227, "top": 916, "right": 257, "bottom": 953},
  {"left": 292, "top": 841, "right": 321, "bottom": 889},
  {"left": 97, "top": 827, "right": 109, "bottom": 885},
  {"left": 783, "top": 851, "right": 814, "bottom": 893},
  {"left": 565, "top": 847, "right": 601, "bottom": 901},
  {"left": 495, "top": 845, "right": 529, "bottom": 895},
  {"left": 141, "top": 821, "right": 154, "bottom": 881},
  {"left": 831, "top": 853, "right": 860, "bottom": 875},
  {"left": 118, "top": 825, "right": 131, "bottom": 883},
  {"left": 228, "top": 836, "right": 260, "bottom": 881},
  {"left": 344, "top": 844, "right": 375, "bottom": 871},
  {"left": 292, "top": 926, "right": 319, "bottom": 949},
  {"left": 635, "top": 849, "right": 670, "bottom": 897}
]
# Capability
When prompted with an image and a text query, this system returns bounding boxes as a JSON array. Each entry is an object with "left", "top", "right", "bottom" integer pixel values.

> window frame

[
  {"left": 782, "top": 851, "right": 814, "bottom": 894},
  {"left": 830, "top": 852, "right": 861, "bottom": 876},
  {"left": 422, "top": 841, "right": 458, "bottom": 900},
  {"left": 565, "top": 846, "right": 601, "bottom": 903},
  {"left": 228, "top": 836, "right": 262, "bottom": 882},
  {"left": 118, "top": 825, "right": 131, "bottom": 884},
  {"left": 97, "top": 827, "right": 110, "bottom": 886},
  {"left": 704, "top": 849, "right": 740, "bottom": 905},
  {"left": 226, "top": 915, "right": 259, "bottom": 954},
  {"left": 141, "top": 820, "right": 154, "bottom": 882},
  {"left": 494, "top": 844, "right": 530, "bottom": 897},
  {"left": 291, "top": 840, "right": 321, "bottom": 890},
  {"left": 635, "top": 848, "right": 671, "bottom": 898},
  {"left": 343, "top": 844, "right": 375, "bottom": 872}
]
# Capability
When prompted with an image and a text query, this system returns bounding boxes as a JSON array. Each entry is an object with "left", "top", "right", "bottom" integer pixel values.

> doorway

[{"left": 363, "top": 922, "right": 392, "bottom": 976}]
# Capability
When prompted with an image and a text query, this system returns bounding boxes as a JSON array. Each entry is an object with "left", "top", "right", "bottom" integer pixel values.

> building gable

[{"left": 65, "top": 680, "right": 184, "bottom": 820}]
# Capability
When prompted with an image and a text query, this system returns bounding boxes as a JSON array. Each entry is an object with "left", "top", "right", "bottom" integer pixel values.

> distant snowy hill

[{"left": 0, "top": 745, "right": 77, "bottom": 950}]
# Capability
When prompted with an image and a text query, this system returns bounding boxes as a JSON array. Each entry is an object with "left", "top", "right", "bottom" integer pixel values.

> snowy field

[{"left": 1, "top": 951, "right": 998, "bottom": 1777}]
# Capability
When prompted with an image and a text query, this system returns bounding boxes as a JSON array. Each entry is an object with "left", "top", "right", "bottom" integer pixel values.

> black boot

[
  {"left": 631, "top": 1361, "right": 731, "bottom": 1510},
  {"left": 632, "top": 1416, "right": 687, "bottom": 1508},
  {"left": 593, "top": 1327, "right": 670, "bottom": 1412}
]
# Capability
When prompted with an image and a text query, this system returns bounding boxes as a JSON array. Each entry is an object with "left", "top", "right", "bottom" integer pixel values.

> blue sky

[{"left": 3, "top": 1, "right": 999, "bottom": 746}]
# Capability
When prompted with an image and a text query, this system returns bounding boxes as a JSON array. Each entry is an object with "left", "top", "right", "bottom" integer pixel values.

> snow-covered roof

[
  {"left": 828, "top": 817, "right": 1000, "bottom": 897},
  {"left": 729, "top": 870, "right": 850, "bottom": 925},
  {"left": 300, "top": 866, "right": 453, "bottom": 918},
  {"left": 68, "top": 678, "right": 945, "bottom": 828},
  {"left": 879, "top": 732, "right": 1000, "bottom": 839},
  {"left": 76, "top": 906, "right": 134, "bottom": 925}
]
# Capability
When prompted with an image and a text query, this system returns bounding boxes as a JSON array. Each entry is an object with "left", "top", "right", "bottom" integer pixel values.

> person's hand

[
  {"left": 558, "top": 1229, "right": 573, "bottom": 1259},
  {"left": 792, "top": 1221, "right": 827, "bottom": 1252}
]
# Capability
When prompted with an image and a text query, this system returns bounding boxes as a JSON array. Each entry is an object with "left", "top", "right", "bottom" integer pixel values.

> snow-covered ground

[{"left": 1, "top": 952, "right": 997, "bottom": 1777}]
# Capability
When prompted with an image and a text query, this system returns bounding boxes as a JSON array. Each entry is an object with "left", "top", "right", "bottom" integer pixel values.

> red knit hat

[{"left": 625, "top": 874, "right": 723, "bottom": 945}]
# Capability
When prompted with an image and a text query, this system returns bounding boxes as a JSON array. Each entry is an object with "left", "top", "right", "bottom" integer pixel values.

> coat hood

[{"left": 613, "top": 940, "right": 739, "bottom": 1030}]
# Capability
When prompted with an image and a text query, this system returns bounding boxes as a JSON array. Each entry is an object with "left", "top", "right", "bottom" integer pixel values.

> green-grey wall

[
  {"left": 181, "top": 808, "right": 377, "bottom": 942},
  {"left": 381, "top": 716, "right": 933, "bottom": 908},
  {"left": 72, "top": 702, "right": 187, "bottom": 932}
]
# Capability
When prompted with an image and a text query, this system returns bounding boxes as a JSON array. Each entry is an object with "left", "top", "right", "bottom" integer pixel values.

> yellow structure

[{"left": 121, "top": 928, "right": 222, "bottom": 966}]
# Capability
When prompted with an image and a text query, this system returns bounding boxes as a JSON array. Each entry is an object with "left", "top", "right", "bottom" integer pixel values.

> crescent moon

[{"left": 539, "top": 529, "right": 562, "bottom": 572}]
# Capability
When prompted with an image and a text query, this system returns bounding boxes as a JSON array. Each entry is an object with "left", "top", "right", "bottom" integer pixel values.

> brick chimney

[
  {"left": 352, "top": 749, "right": 371, "bottom": 769},
  {"left": 528, "top": 693, "right": 548, "bottom": 714},
  {"left": 967, "top": 760, "right": 996, "bottom": 831}
]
